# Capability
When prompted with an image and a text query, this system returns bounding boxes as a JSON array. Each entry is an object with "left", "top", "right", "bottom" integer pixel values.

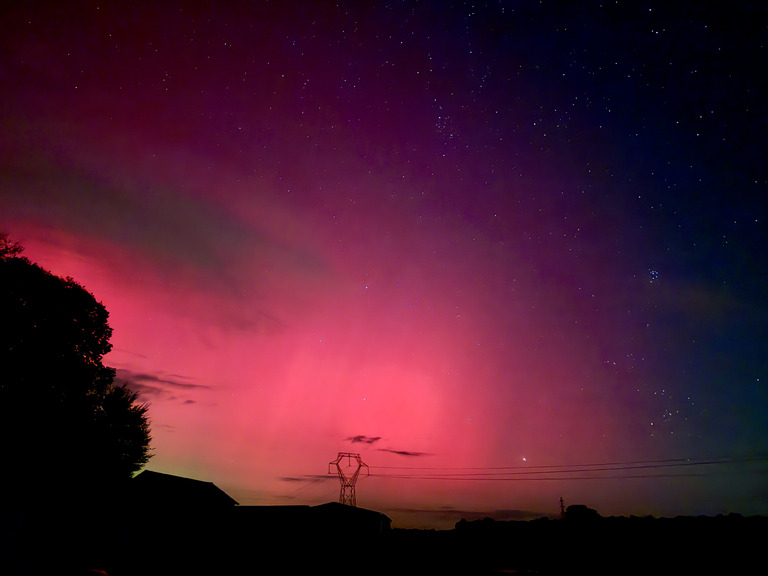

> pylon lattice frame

[{"left": 329, "top": 452, "right": 369, "bottom": 507}]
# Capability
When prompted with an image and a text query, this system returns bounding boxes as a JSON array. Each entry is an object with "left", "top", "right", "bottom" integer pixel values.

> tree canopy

[{"left": 0, "top": 234, "right": 152, "bottom": 503}]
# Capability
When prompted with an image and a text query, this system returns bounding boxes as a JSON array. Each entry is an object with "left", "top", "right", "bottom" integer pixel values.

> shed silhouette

[
  {"left": 131, "top": 470, "right": 238, "bottom": 509},
  {"left": 230, "top": 502, "right": 391, "bottom": 538},
  {"left": 311, "top": 501, "right": 391, "bottom": 536}
]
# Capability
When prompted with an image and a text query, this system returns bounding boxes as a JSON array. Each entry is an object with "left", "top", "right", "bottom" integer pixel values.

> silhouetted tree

[
  {"left": 0, "top": 235, "right": 151, "bottom": 505},
  {"left": 0, "top": 233, "right": 24, "bottom": 259},
  {"left": 564, "top": 504, "right": 601, "bottom": 522}
]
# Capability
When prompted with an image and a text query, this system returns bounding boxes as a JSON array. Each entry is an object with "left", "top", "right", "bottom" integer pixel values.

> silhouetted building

[
  {"left": 312, "top": 501, "right": 392, "bottom": 536},
  {"left": 231, "top": 501, "right": 391, "bottom": 539},
  {"left": 131, "top": 470, "right": 238, "bottom": 509}
]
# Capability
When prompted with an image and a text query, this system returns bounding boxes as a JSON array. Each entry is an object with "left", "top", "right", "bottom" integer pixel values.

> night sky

[{"left": 2, "top": 1, "right": 767, "bottom": 529}]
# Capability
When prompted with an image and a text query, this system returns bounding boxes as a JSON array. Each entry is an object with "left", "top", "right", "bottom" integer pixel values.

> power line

[
  {"left": 371, "top": 472, "right": 719, "bottom": 481},
  {"left": 373, "top": 455, "right": 768, "bottom": 471},
  {"left": 367, "top": 455, "right": 768, "bottom": 482}
]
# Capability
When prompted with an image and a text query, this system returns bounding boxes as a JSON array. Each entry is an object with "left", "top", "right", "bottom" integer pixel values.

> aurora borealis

[{"left": 2, "top": 1, "right": 767, "bottom": 528}]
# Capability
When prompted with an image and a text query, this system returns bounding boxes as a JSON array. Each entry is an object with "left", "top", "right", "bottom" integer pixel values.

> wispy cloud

[
  {"left": 346, "top": 435, "right": 427, "bottom": 457},
  {"left": 347, "top": 435, "right": 382, "bottom": 444},
  {"left": 386, "top": 506, "right": 554, "bottom": 527},
  {"left": 116, "top": 368, "right": 211, "bottom": 403},
  {"left": 279, "top": 474, "right": 330, "bottom": 483},
  {"left": 378, "top": 448, "right": 428, "bottom": 457}
]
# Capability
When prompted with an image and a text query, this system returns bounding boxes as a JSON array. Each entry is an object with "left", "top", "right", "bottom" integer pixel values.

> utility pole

[
  {"left": 560, "top": 496, "right": 566, "bottom": 519},
  {"left": 329, "top": 452, "right": 369, "bottom": 507}
]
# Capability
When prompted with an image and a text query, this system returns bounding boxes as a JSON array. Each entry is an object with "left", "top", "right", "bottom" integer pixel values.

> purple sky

[{"left": 2, "top": 1, "right": 767, "bottom": 528}]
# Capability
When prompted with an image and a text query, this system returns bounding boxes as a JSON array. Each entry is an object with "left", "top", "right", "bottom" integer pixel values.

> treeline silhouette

[
  {"left": 447, "top": 509, "right": 765, "bottom": 575},
  {"left": 0, "top": 235, "right": 151, "bottom": 508},
  {"left": 4, "top": 491, "right": 764, "bottom": 575}
]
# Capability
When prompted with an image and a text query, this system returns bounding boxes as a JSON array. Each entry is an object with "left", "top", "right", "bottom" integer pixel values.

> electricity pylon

[{"left": 329, "top": 452, "right": 369, "bottom": 507}]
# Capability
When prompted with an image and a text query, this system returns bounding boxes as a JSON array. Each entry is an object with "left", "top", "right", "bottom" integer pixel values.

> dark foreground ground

[{"left": 2, "top": 503, "right": 765, "bottom": 575}]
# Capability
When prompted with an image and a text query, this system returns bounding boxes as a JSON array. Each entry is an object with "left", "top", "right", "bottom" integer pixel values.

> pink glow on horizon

[{"left": 7, "top": 204, "right": 645, "bottom": 526}]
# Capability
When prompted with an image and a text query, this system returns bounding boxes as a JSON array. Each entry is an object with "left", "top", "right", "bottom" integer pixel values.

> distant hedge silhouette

[{"left": 0, "top": 234, "right": 151, "bottom": 504}]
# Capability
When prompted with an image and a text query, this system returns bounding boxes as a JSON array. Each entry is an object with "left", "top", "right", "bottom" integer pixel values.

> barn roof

[{"left": 132, "top": 470, "right": 238, "bottom": 507}]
